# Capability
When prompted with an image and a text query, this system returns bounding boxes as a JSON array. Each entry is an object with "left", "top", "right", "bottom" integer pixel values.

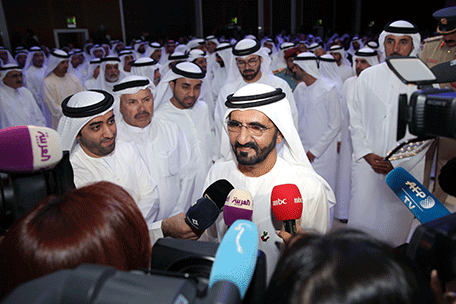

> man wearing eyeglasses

[
  {"left": 201, "top": 83, "right": 334, "bottom": 283},
  {"left": 212, "top": 38, "right": 298, "bottom": 159},
  {"left": 0, "top": 64, "right": 46, "bottom": 129}
]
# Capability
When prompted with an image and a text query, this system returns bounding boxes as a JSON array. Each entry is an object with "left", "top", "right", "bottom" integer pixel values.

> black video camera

[
  {"left": 387, "top": 56, "right": 456, "bottom": 142},
  {"left": 387, "top": 57, "right": 456, "bottom": 282},
  {"left": 407, "top": 212, "right": 456, "bottom": 282}
]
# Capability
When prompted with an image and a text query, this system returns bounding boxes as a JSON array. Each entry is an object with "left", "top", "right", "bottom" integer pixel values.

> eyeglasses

[
  {"left": 236, "top": 56, "right": 260, "bottom": 68},
  {"left": 8, "top": 73, "right": 23, "bottom": 79},
  {"left": 226, "top": 119, "right": 273, "bottom": 137}
]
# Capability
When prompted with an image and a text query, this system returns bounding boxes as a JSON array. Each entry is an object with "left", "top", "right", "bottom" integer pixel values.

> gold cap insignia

[{"left": 442, "top": 18, "right": 448, "bottom": 25}]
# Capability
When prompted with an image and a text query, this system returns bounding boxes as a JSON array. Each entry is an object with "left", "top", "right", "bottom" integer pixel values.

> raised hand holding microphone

[
  {"left": 162, "top": 179, "right": 233, "bottom": 240},
  {"left": 271, "top": 184, "right": 304, "bottom": 235},
  {"left": 186, "top": 179, "right": 234, "bottom": 231}
]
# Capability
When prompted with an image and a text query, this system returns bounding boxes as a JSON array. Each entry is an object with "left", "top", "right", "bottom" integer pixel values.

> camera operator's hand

[
  {"left": 364, "top": 153, "right": 394, "bottom": 175},
  {"left": 276, "top": 225, "right": 305, "bottom": 246},
  {"left": 161, "top": 213, "right": 203, "bottom": 240},
  {"left": 430, "top": 269, "right": 456, "bottom": 304}
]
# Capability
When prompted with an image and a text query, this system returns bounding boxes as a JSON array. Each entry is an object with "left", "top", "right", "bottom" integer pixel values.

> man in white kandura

[
  {"left": 202, "top": 83, "right": 334, "bottom": 282},
  {"left": 0, "top": 63, "right": 46, "bottom": 129},
  {"left": 113, "top": 75, "right": 200, "bottom": 243},
  {"left": 154, "top": 61, "right": 215, "bottom": 202},
  {"left": 57, "top": 90, "right": 160, "bottom": 228},
  {"left": 347, "top": 20, "right": 431, "bottom": 247}
]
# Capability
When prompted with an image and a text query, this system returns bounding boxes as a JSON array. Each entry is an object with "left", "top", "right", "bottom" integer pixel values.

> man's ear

[
  {"left": 276, "top": 130, "right": 284, "bottom": 144},
  {"left": 76, "top": 129, "right": 82, "bottom": 141},
  {"left": 169, "top": 80, "right": 175, "bottom": 91}
]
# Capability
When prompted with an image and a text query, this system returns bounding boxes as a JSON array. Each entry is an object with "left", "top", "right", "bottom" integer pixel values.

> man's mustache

[
  {"left": 135, "top": 111, "right": 150, "bottom": 118},
  {"left": 235, "top": 141, "right": 259, "bottom": 152}
]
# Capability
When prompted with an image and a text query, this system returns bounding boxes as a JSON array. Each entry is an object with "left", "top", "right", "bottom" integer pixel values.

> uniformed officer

[
  {"left": 420, "top": 6, "right": 456, "bottom": 90},
  {"left": 273, "top": 47, "right": 300, "bottom": 91},
  {"left": 420, "top": 6, "right": 456, "bottom": 207}
]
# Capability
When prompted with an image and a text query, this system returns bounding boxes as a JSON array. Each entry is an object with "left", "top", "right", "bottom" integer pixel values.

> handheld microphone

[
  {"left": 186, "top": 179, "right": 234, "bottom": 231},
  {"left": 0, "top": 125, "right": 62, "bottom": 173},
  {"left": 186, "top": 197, "right": 221, "bottom": 231},
  {"left": 203, "top": 178, "right": 234, "bottom": 210},
  {"left": 385, "top": 167, "right": 450, "bottom": 224},
  {"left": 271, "top": 184, "right": 303, "bottom": 234},
  {"left": 208, "top": 219, "right": 258, "bottom": 300},
  {"left": 223, "top": 189, "right": 253, "bottom": 227}
]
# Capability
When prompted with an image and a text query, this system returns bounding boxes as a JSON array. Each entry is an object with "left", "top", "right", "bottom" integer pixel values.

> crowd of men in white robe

[{"left": 0, "top": 22, "right": 432, "bottom": 248}]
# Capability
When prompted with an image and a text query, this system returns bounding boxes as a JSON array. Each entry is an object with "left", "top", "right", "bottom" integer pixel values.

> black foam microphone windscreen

[{"left": 203, "top": 179, "right": 234, "bottom": 210}]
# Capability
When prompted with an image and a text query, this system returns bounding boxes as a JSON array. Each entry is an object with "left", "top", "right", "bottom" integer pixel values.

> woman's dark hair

[
  {"left": 0, "top": 181, "right": 151, "bottom": 298},
  {"left": 264, "top": 229, "right": 434, "bottom": 304}
]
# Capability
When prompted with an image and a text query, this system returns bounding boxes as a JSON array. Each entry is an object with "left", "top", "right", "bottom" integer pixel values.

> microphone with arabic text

[
  {"left": 223, "top": 189, "right": 253, "bottom": 227},
  {"left": 385, "top": 167, "right": 450, "bottom": 224},
  {"left": 0, "top": 125, "right": 62, "bottom": 173},
  {"left": 207, "top": 219, "right": 258, "bottom": 302},
  {"left": 271, "top": 184, "right": 303, "bottom": 234},
  {"left": 186, "top": 179, "right": 234, "bottom": 231}
]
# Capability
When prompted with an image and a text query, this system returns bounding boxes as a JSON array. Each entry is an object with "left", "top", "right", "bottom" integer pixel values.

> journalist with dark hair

[
  {"left": 0, "top": 181, "right": 152, "bottom": 299},
  {"left": 263, "top": 229, "right": 435, "bottom": 304}
]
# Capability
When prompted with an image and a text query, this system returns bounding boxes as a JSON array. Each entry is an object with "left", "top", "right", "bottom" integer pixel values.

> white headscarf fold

[
  {"left": 188, "top": 49, "right": 207, "bottom": 62},
  {"left": 154, "top": 61, "right": 205, "bottom": 110},
  {"left": 23, "top": 46, "right": 46, "bottom": 71},
  {"left": 378, "top": 20, "right": 421, "bottom": 57},
  {"left": 92, "top": 56, "right": 124, "bottom": 91},
  {"left": 352, "top": 47, "right": 380, "bottom": 74},
  {"left": 225, "top": 38, "right": 273, "bottom": 85},
  {"left": 0, "top": 63, "right": 22, "bottom": 81},
  {"left": 130, "top": 57, "right": 161, "bottom": 87},
  {"left": 118, "top": 49, "right": 135, "bottom": 74},
  {"left": 319, "top": 54, "right": 343, "bottom": 91},
  {"left": 293, "top": 52, "right": 321, "bottom": 79},
  {"left": 0, "top": 47, "right": 15, "bottom": 66},
  {"left": 57, "top": 90, "right": 114, "bottom": 152},
  {"left": 44, "top": 50, "right": 70, "bottom": 77},
  {"left": 112, "top": 75, "right": 155, "bottom": 124}
]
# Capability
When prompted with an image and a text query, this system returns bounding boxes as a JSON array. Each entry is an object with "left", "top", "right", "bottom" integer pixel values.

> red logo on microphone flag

[{"left": 271, "top": 184, "right": 303, "bottom": 221}]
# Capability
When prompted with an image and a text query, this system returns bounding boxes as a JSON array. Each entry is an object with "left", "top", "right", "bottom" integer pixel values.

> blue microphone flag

[
  {"left": 385, "top": 167, "right": 450, "bottom": 224},
  {"left": 208, "top": 219, "right": 258, "bottom": 299}
]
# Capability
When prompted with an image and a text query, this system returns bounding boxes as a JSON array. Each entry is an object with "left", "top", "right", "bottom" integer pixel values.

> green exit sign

[{"left": 67, "top": 16, "right": 76, "bottom": 28}]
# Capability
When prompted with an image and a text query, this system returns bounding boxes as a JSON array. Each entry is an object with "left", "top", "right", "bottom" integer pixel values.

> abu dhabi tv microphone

[
  {"left": 271, "top": 184, "right": 303, "bottom": 234},
  {"left": 385, "top": 167, "right": 450, "bottom": 224},
  {"left": 186, "top": 179, "right": 234, "bottom": 231},
  {"left": 223, "top": 189, "right": 253, "bottom": 227},
  {"left": 208, "top": 219, "right": 258, "bottom": 301},
  {"left": 0, "top": 125, "right": 62, "bottom": 173}
]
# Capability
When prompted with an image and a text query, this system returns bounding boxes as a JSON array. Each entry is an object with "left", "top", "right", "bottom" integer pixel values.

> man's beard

[
  {"left": 241, "top": 66, "right": 260, "bottom": 81},
  {"left": 232, "top": 129, "right": 278, "bottom": 166},
  {"left": 106, "top": 73, "right": 119, "bottom": 83},
  {"left": 79, "top": 136, "right": 116, "bottom": 157}
]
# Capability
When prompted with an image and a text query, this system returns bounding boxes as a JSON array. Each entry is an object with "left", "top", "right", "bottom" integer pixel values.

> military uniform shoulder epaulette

[
  {"left": 273, "top": 68, "right": 286, "bottom": 74},
  {"left": 424, "top": 35, "right": 444, "bottom": 43}
]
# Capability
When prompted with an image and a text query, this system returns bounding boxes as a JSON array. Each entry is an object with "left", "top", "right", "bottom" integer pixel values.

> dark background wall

[{"left": 1, "top": 0, "right": 453, "bottom": 51}]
